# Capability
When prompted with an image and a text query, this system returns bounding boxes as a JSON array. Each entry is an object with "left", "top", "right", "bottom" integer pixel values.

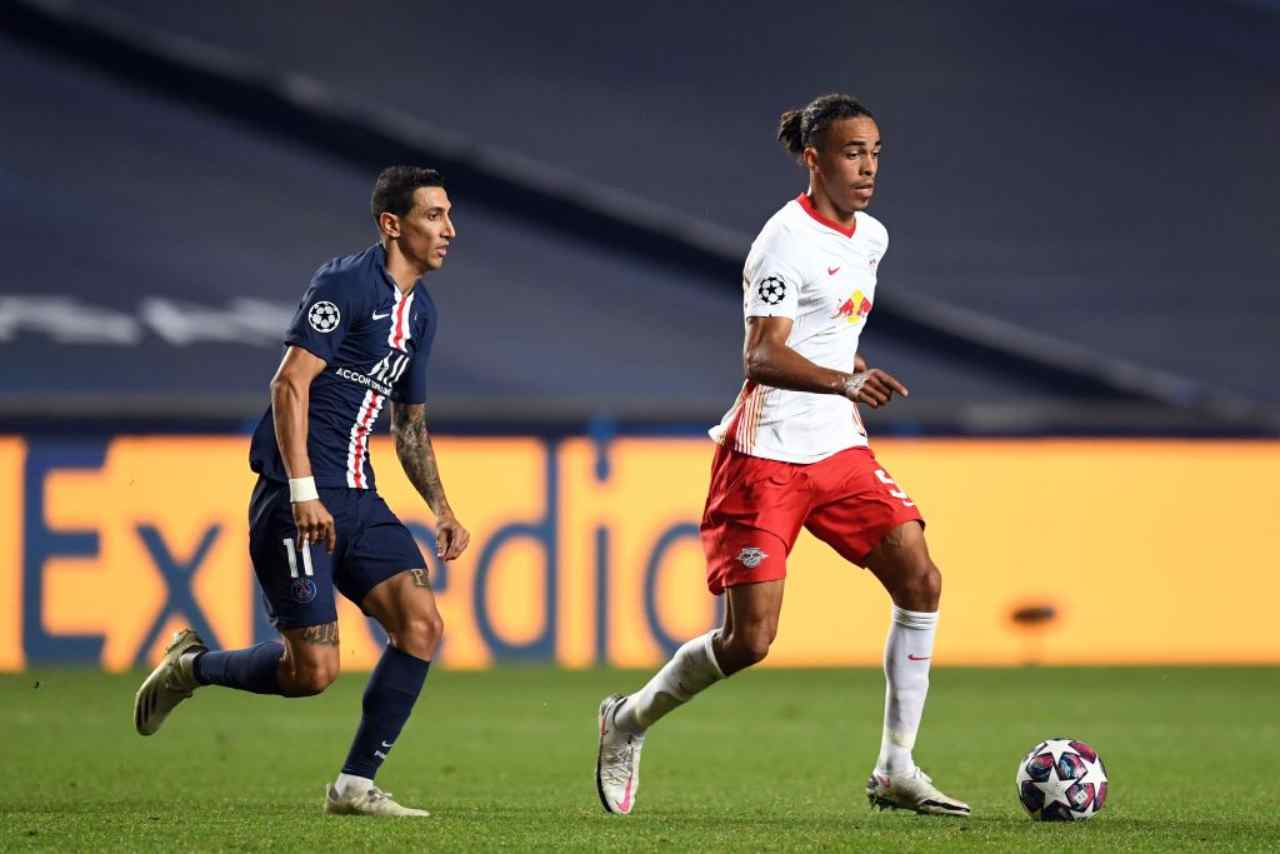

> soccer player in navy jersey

[{"left": 133, "top": 166, "right": 468, "bottom": 817}]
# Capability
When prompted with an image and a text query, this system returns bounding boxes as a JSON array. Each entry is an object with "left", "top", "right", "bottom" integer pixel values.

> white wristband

[{"left": 289, "top": 476, "right": 319, "bottom": 503}]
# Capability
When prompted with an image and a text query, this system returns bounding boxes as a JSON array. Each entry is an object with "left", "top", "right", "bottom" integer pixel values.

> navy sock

[
  {"left": 193, "top": 641, "right": 285, "bottom": 695},
  {"left": 340, "top": 645, "right": 429, "bottom": 779}
]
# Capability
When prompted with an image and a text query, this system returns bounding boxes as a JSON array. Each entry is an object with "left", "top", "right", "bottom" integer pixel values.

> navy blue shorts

[{"left": 248, "top": 476, "right": 428, "bottom": 629}]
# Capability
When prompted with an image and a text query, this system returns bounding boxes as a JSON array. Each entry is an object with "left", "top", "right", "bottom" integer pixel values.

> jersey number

[
  {"left": 282, "top": 538, "right": 315, "bottom": 578},
  {"left": 875, "top": 469, "right": 915, "bottom": 507}
]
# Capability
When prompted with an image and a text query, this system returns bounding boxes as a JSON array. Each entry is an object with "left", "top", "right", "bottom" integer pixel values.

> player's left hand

[
  {"left": 842, "top": 368, "right": 909, "bottom": 409},
  {"left": 435, "top": 513, "right": 471, "bottom": 561}
]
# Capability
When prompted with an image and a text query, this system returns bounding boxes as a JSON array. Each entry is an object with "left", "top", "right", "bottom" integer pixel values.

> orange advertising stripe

[
  {"left": 4, "top": 435, "right": 1279, "bottom": 671},
  {"left": 0, "top": 439, "right": 23, "bottom": 671}
]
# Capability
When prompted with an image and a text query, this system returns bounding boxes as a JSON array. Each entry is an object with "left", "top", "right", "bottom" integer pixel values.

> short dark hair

[
  {"left": 778, "top": 94, "right": 875, "bottom": 157},
  {"left": 370, "top": 166, "right": 445, "bottom": 222}
]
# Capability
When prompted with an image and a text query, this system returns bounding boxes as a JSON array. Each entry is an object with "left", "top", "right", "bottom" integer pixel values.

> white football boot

[
  {"left": 133, "top": 628, "right": 207, "bottom": 736},
  {"left": 866, "top": 767, "right": 971, "bottom": 816},
  {"left": 324, "top": 784, "right": 430, "bottom": 817},
  {"left": 595, "top": 693, "right": 645, "bottom": 815}
]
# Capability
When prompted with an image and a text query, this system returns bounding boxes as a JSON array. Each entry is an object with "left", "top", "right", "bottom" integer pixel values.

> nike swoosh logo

[
  {"left": 372, "top": 311, "right": 391, "bottom": 320},
  {"left": 381, "top": 740, "right": 393, "bottom": 748},
  {"left": 618, "top": 762, "right": 636, "bottom": 812},
  {"left": 827, "top": 266, "right": 841, "bottom": 275},
  {"left": 907, "top": 654, "right": 930, "bottom": 661}
]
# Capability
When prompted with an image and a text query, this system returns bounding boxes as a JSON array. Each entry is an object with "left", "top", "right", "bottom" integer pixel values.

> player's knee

[
  {"left": 298, "top": 671, "right": 337, "bottom": 697},
  {"left": 899, "top": 560, "right": 942, "bottom": 611},
  {"left": 723, "top": 621, "right": 775, "bottom": 670},
  {"left": 287, "top": 661, "right": 338, "bottom": 697},
  {"left": 390, "top": 613, "right": 443, "bottom": 659},
  {"left": 741, "top": 635, "right": 772, "bottom": 665}
]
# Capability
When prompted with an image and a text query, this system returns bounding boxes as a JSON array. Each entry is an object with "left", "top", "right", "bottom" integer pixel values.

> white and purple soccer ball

[{"left": 1016, "top": 738, "right": 1109, "bottom": 821}]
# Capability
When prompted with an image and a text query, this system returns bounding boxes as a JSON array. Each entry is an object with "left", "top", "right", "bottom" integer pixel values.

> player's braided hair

[
  {"left": 371, "top": 165, "right": 445, "bottom": 222},
  {"left": 778, "top": 94, "right": 875, "bottom": 158}
]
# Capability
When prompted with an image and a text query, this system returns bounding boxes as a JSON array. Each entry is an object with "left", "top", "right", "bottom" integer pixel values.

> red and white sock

[
  {"left": 615, "top": 630, "right": 725, "bottom": 734},
  {"left": 876, "top": 606, "right": 938, "bottom": 775}
]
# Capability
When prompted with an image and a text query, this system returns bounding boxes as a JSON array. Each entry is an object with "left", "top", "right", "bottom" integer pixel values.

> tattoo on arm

[
  {"left": 300, "top": 622, "right": 339, "bottom": 646},
  {"left": 392, "top": 403, "right": 450, "bottom": 516}
]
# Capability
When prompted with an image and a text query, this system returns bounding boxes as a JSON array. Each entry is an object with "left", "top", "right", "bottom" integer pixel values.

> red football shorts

[{"left": 699, "top": 443, "right": 924, "bottom": 595}]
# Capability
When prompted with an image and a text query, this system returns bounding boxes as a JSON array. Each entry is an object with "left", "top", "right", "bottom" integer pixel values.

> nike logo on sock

[
  {"left": 907, "top": 654, "right": 931, "bottom": 661},
  {"left": 372, "top": 311, "right": 391, "bottom": 320},
  {"left": 827, "top": 266, "right": 841, "bottom": 276},
  {"left": 381, "top": 740, "right": 393, "bottom": 748}
]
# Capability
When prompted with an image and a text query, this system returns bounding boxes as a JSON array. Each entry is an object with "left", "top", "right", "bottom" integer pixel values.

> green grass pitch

[{"left": 2, "top": 666, "right": 1278, "bottom": 851}]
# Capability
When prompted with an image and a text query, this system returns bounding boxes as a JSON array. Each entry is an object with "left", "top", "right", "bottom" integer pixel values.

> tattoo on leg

[
  {"left": 409, "top": 569, "right": 430, "bottom": 589},
  {"left": 301, "top": 622, "right": 339, "bottom": 646}
]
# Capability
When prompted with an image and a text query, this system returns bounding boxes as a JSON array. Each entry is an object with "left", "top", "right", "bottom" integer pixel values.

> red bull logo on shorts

[{"left": 833, "top": 289, "right": 873, "bottom": 325}]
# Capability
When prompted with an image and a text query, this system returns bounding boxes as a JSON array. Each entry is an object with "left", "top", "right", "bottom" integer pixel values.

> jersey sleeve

[
  {"left": 742, "top": 232, "right": 804, "bottom": 320},
  {"left": 392, "top": 314, "right": 437, "bottom": 405},
  {"left": 283, "top": 271, "right": 363, "bottom": 364}
]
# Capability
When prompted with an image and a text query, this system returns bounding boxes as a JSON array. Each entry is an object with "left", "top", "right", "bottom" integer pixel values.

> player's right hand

[
  {"left": 842, "top": 368, "right": 909, "bottom": 408},
  {"left": 293, "top": 499, "right": 337, "bottom": 553}
]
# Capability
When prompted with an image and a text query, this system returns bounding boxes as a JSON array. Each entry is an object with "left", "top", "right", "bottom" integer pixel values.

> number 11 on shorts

[{"left": 283, "top": 538, "right": 315, "bottom": 578}]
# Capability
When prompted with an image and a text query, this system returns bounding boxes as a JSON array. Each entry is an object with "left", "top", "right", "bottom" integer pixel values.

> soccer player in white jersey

[{"left": 596, "top": 94, "right": 970, "bottom": 817}]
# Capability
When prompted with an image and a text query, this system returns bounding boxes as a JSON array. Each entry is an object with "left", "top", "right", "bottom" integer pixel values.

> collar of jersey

[
  {"left": 373, "top": 243, "right": 422, "bottom": 297},
  {"left": 795, "top": 193, "right": 857, "bottom": 238}
]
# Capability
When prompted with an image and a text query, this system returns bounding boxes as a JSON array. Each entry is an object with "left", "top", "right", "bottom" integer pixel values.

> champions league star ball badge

[
  {"left": 308, "top": 300, "right": 341, "bottom": 333},
  {"left": 757, "top": 276, "right": 788, "bottom": 306}
]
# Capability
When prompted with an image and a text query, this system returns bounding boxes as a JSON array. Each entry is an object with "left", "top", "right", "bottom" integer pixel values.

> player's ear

[
  {"left": 802, "top": 144, "right": 820, "bottom": 172},
  {"left": 379, "top": 211, "right": 401, "bottom": 239}
]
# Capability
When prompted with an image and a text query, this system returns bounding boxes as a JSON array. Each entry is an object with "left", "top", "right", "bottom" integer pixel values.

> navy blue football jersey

[{"left": 250, "top": 244, "right": 438, "bottom": 490}]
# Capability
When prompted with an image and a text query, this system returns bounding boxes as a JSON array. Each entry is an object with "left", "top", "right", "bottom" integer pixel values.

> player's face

[
  {"left": 806, "top": 116, "right": 881, "bottom": 213},
  {"left": 393, "top": 186, "right": 456, "bottom": 272}
]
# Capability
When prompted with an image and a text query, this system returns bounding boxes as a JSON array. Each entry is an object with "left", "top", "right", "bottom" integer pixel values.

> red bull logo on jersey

[{"left": 833, "top": 290, "right": 873, "bottom": 325}]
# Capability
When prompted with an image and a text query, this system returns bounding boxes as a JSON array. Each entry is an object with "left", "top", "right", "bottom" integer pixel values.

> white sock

[
  {"left": 614, "top": 630, "right": 725, "bottom": 734},
  {"left": 335, "top": 772, "right": 374, "bottom": 797},
  {"left": 876, "top": 606, "right": 938, "bottom": 776}
]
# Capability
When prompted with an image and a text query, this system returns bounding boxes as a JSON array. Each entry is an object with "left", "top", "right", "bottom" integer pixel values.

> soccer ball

[{"left": 1016, "top": 738, "right": 1108, "bottom": 821}]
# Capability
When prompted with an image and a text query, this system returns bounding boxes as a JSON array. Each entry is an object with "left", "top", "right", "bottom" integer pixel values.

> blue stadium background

[
  {"left": 1, "top": 0, "right": 1279, "bottom": 675},
  {"left": 2, "top": 0, "right": 1277, "bottom": 436}
]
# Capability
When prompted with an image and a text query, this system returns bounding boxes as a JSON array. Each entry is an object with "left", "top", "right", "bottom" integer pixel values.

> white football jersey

[{"left": 709, "top": 194, "right": 888, "bottom": 463}]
